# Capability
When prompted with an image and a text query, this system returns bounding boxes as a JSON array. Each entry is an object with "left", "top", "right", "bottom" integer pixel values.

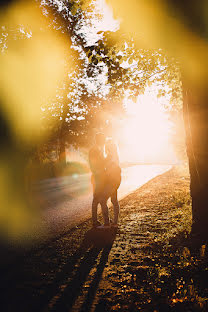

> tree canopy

[{"left": 0, "top": 0, "right": 183, "bottom": 159}]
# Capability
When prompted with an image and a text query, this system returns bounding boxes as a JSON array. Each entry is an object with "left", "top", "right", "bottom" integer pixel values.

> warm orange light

[{"left": 119, "top": 93, "right": 177, "bottom": 163}]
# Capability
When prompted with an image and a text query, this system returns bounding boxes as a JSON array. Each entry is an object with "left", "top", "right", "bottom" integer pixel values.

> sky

[
  {"left": 118, "top": 89, "right": 177, "bottom": 164},
  {"left": 75, "top": 0, "right": 119, "bottom": 46}
]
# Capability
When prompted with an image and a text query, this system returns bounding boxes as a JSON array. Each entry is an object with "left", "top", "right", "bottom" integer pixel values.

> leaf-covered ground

[
  {"left": 2, "top": 165, "right": 208, "bottom": 311},
  {"left": 90, "top": 165, "right": 208, "bottom": 312}
]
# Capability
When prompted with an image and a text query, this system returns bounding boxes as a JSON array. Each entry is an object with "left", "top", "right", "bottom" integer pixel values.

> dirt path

[
  {"left": 89, "top": 165, "right": 192, "bottom": 311},
  {"left": 3, "top": 165, "right": 208, "bottom": 311}
]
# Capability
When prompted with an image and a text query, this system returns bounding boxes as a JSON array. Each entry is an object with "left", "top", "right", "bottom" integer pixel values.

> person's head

[
  {"left": 95, "top": 132, "right": 105, "bottom": 148},
  {"left": 105, "top": 138, "right": 118, "bottom": 157}
]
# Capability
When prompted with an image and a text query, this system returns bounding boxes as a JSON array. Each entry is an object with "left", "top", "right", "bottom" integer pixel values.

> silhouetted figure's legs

[
  {"left": 92, "top": 197, "right": 109, "bottom": 226},
  {"left": 92, "top": 197, "right": 99, "bottom": 226},
  {"left": 111, "top": 191, "right": 120, "bottom": 224},
  {"left": 100, "top": 200, "right": 110, "bottom": 225},
  {"left": 92, "top": 176, "right": 110, "bottom": 226},
  {"left": 92, "top": 175, "right": 102, "bottom": 226}
]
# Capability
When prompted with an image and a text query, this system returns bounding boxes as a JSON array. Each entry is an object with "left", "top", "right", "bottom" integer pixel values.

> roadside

[
  {"left": 39, "top": 164, "right": 171, "bottom": 240},
  {"left": 2, "top": 164, "right": 208, "bottom": 311}
]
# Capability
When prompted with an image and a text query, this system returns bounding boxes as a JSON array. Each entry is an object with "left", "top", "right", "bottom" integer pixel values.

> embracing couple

[{"left": 89, "top": 133, "right": 121, "bottom": 228}]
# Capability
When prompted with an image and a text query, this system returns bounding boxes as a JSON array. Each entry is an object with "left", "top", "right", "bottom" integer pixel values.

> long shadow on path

[
  {"left": 79, "top": 246, "right": 112, "bottom": 312},
  {"left": 40, "top": 227, "right": 116, "bottom": 312}
]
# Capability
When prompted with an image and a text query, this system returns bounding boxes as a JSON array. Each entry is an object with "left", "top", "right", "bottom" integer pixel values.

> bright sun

[{"left": 118, "top": 93, "right": 177, "bottom": 164}]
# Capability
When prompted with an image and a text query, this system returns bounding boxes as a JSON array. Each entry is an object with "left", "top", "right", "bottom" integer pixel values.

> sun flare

[{"left": 119, "top": 94, "right": 177, "bottom": 164}]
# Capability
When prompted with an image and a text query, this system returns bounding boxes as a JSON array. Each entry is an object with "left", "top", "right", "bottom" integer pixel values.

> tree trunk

[
  {"left": 59, "top": 139, "right": 66, "bottom": 164},
  {"left": 183, "top": 85, "right": 208, "bottom": 243}
]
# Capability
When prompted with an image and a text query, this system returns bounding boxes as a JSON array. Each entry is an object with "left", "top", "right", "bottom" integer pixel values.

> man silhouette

[{"left": 89, "top": 133, "right": 110, "bottom": 227}]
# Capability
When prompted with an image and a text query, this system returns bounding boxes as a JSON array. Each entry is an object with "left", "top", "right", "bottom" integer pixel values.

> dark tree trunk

[
  {"left": 59, "top": 139, "right": 66, "bottom": 164},
  {"left": 183, "top": 85, "right": 208, "bottom": 243},
  {"left": 164, "top": 0, "right": 208, "bottom": 243}
]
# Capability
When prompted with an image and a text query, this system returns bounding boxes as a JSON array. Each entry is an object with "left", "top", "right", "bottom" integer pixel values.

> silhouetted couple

[{"left": 89, "top": 133, "right": 121, "bottom": 228}]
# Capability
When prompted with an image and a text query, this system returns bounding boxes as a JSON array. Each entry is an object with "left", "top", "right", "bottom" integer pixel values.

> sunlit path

[
  {"left": 36, "top": 165, "right": 171, "bottom": 239},
  {"left": 118, "top": 164, "right": 171, "bottom": 199}
]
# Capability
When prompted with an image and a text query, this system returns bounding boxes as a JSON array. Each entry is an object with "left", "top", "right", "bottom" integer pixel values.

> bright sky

[
  {"left": 94, "top": 0, "right": 119, "bottom": 31},
  {"left": 118, "top": 90, "right": 177, "bottom": 164},
  {"left": 75, "top": 0, "right": 119, "bottom": 46}
]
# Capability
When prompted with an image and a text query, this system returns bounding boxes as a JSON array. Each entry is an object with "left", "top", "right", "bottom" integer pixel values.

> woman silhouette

[{"left": 105, "top": 139, "right": 121, "bottom": 227}]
